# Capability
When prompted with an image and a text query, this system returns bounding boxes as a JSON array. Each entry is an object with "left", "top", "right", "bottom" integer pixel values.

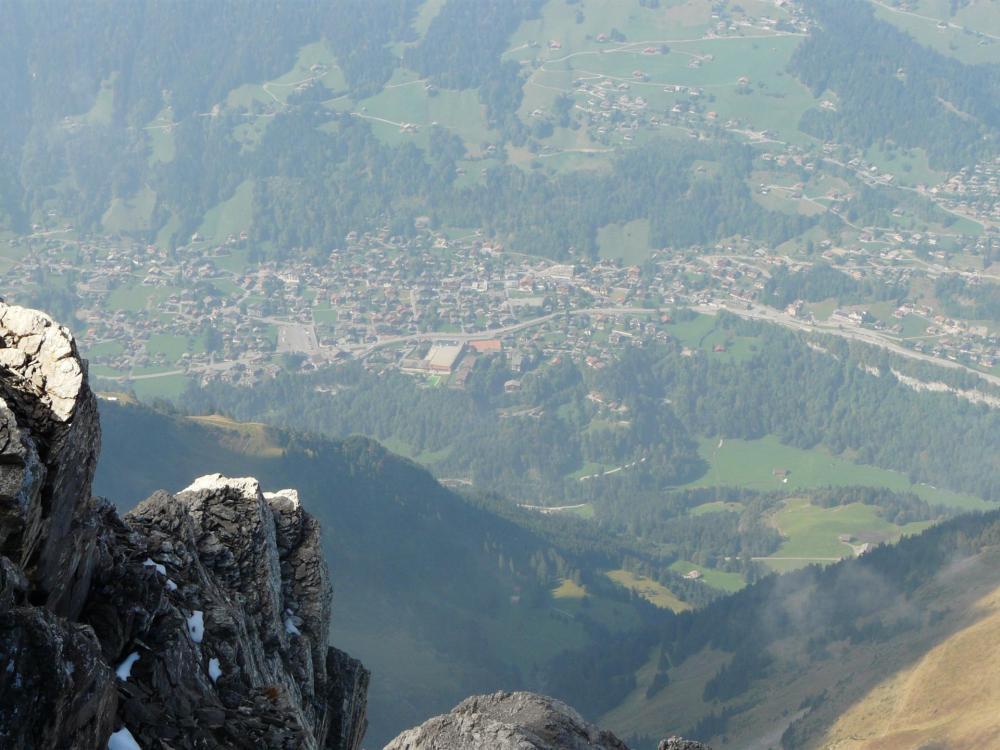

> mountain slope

[
  {"left": 536, "top": 511, "right": 1000, "bottom": 749},
  {"left": 94, "top": 399, "right": 659, "bottom": 746},
  {"left": 821, "top": 575, "right": 1000, "bottom": 749}
]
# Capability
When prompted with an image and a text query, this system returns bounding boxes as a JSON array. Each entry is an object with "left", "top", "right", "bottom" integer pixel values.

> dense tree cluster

[
  {"left": 792, "top": 0, "right": 1000, "bottom": 168},
  {"left": 934, "top": 274, "right": 1000, "bottom": 321},
  {"left": 762, "top": 261, "right": 906, "bottom": 308}
]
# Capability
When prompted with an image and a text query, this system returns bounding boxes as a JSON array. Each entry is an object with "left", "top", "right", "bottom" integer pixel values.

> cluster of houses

[{"left": 930, "top": 159, "right": 1000, "bottom": 226}]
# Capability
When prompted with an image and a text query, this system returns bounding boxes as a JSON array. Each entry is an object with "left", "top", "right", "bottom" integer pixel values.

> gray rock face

[
  {"left": 657, "top": 740, "right": 712, "bottom": 750},
  {"left": 0, "top": 301, "right": 101, "bottom": 620},
  {"left": 0, "top": 303, "right": 368, "bottom": 750},
  {"left": 383, "top": 692, "right": 712, "bottom": 750}
]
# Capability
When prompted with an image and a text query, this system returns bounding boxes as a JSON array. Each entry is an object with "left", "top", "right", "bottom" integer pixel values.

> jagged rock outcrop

[
  {"left": 0, "top": 303, "right": 367, "bottom": 750},
  {"left": 383, "top": 691, "right": 713, "bottom": 750},
  {"left": 657, "top": 740, "right": 712, "bottom": 750}
]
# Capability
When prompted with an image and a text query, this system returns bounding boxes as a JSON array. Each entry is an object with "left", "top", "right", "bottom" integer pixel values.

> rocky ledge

[
  {"left": 384, "top": 692, "right": 713, "bottom": 750},
  {"left": 0, "top": 303, "right": 367, "bottom": 749}
]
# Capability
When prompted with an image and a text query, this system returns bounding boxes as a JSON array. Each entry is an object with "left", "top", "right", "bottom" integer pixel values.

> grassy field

[
  {"left": 106, "top": 284, "right": 177, "bottom": 313},
  {"left": 665, "top": 313, "right": 760, "bottom": 361},
  {"left": 146, "top": 106, "right": 177, "bottom": 165},
  {"left": 689, "top": 500, "right": 745, "bottom": 516},
  {"left": 864, "top": 143, "right": 945, "bottom": 188},
  {"left": 669, "top": 560, "right": 745, "bottom": 593},
  {"left": 553, "top": 578, "right": 587, "bottom": 600},
  {"left": 761, "top": 497, "right": 933, "bottom": 572},
  {"left": 871, "top": 0, "right": 1000, "bottom": 65},
  {"left": 197, "top": 179, "right": 254, "bottom": 245},
  {"left": 130, "top": 373, "right": 190, "bottom": 401},
  {"left": 606, "top": 569, "right": 691, "bottom": 612},
  {"left": 64, "top": 73, "right": 116, "bottom": 129},
  {"left": 83, "top": 340, "right": 125, "bottom": 360},
  {"left": 597, "top": 219, "right": 652, "bottom": 263},
  {"left": 822, "top": 571, "right": 1000, "bottom": 749},
  {"left": 353, "top": 80, "right": 497, "bottom": 152},
  {"left": 186, "top": 414, "right": 285, "bottom": 457},
  {"left": 227, "top": 41, "right": 346, "bottom": 111},
  {"left": 605, "top": 547, "right": 1000, "bottom": 748},
  {"left": 145, "top": 333, "right": 190, "bottom": 362},
  {"left": 102, "top": 185, "right": 157, "bottom": 233},
  {"left": 378, "top": 435, "right": 453, "bottom": 466},
  {"left": 683, "top": 435, "right": 988, "bottom": 510}
]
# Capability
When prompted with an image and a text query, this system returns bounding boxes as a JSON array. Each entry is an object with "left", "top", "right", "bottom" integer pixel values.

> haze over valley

[{"left": 2, "top": 1, "right": 1000, "bottom": 749}]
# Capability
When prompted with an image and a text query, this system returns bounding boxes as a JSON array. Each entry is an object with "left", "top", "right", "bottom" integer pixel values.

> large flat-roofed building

[{"left": 425, "top": 343, "right": 465, "bottom": 373}]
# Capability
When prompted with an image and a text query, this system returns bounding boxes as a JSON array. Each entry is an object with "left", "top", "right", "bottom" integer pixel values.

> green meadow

[{"left": 683, "top": 435, "right": 988, "bottom": 510}]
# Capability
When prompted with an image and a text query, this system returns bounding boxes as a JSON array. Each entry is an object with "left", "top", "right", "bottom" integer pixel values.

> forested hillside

[
  {"left": 94, "top": 399, "right": 668, "bottom": 746},
  {"left": 565, "top": 510, "right": 1000, "bottom": 748},
  {"left": 180, "top": 314, "right": 1000, "bottom": 502},
  {"left": 793, "top": 0, "right": 1000, "bottom": 168}
]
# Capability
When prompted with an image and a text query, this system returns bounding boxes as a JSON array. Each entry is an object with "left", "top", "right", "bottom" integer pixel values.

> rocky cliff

[
  {"left": 383, "top": 692, "right": 713, "bottom": 750},
  {"left": 0, "top": 303, "right": 367, "bottom": 749}
]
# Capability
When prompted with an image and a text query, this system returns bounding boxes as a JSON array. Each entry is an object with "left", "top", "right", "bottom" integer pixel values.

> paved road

[
  {"left": 354, "top": 306, "right": 656, "bottom": 357},
  {"left": 700, "top": 302, "right": 1000, "bottom": 389},
  {"left": 107, "top": 300, "right": 1000, "bottom": 393},
  {"left": 355, "top": 302, "right": 1000, "bottom": 390}
]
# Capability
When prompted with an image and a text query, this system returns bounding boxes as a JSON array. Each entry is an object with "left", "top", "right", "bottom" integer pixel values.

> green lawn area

[
  {"left": 606, "top": 569, "right": 691, "bottom": 612},
  {"left": 807, "top": 299, "right": 838, "bottom": 321},
  {"left": 130, "top": 373, "right": 190, "bottom": 401},
  {"left": 145, "top": 334, "right": 189, "bottom": 361},
  {"left": 669, "top": 560, "right": 745, "bottom": 593},
  {"left": 197, "top": 179, "right": 254, "bottom": 245},
  {"left": 662, "top": 313, "right": 760, "bottom": 360},
  {"left": 227, "top": 40, "right": 346, "bottom": 111},
  {"left": 65, "top": 73, "right": 116, "bottom": 128},
  {"left": 146, "top": 106, "right": 177, "bottom": 165},
  {"left": 83, "top": 340, "right": 125, "bottom": 359},
  {"left": 865, "top": 143, "right": 945, "bottom": 188},
  {"left": 504, "top": 0, "right": 817, "bottom": 160},
  {"left": 102, "top": 184, "right": 158, "bottom": 234},
  {"left": 597, "top": 219, "right": 652, "bottom": 264},
  {"left": 106, "top": 284, "right": 176, "bottom": 313},
  {"left": 479, "top": 581, "right": 645, "bottom": 672},
  {"left": 683, "top": 435, "right": 988, "bottom": 510},
  {"left": 313, "top": 308, "right": 339, "bottom": 324},
  {"left": 665, "top": 313, "right": 717, "bottom": 347},
  {"left": 155, "top": 213, "right": 182, "bottom": 250},
  {"left": 689, "top": 500, "right": 745, "bottom": 516},
  {"left": 378, "top": 435, "right": 452, "bottom": 466},
  {"left": 899, "top": 314, "right": 931, "bottom": 338},
  {"left": 761, "top": 497, "right": 934, "bottom": 572},
  {"left": 871, "top": 0, "right": 1000, "bottom": 65},
  {"left": 353, "top": 80, "right": 498, "bottom": 152},
  {"left": 553, "top": 578, "right": 587, "bottom": 599}
]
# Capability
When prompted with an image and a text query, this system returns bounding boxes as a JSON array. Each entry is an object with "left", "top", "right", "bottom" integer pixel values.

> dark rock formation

[
  {"left": 383, "top": 691, "right": 713, "bottom": 750},
  {"left": 657, "top": 739, "right": 712, "bottom": 750},
  {"left": 0, "top": 303, "right": 368, "bottom": 750}
]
